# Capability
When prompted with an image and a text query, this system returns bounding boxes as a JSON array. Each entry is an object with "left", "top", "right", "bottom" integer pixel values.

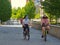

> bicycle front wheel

[{"left": 44, "top": 30, "right": 47, "bottom": 41}]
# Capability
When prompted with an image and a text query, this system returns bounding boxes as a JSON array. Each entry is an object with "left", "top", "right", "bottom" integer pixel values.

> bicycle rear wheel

[
  {"left": 23, "top": 31, "right": 26, "bottom": 39},
  {"left": 27, "top": 30, "right": 30, "bottom": 40}
]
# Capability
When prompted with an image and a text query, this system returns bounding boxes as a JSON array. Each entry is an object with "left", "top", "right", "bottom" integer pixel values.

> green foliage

[
  {"left": 11, "top": 8, "right": 17, "bottom": 19},
  {"left": 11, "top": 1, "right": 36, "bottom": 19},
  {"left": 43, "top": 0, "right": 60, "bottom": 17},
  {"left": 24, "top": 1, "right": 36, "bottom": 19},
  {"left": 42, "top": 0, "right": 60, "bottom": 24},
  {"left": 16, "top": 7, "right": 21, "bottom": 19},
  {"left": 12, "top": 8, "right": 17, "bottom": 15},
  {"left": 11, "top": 7, "right": 26, "bottom": 19},
  {"left": 19, "top": 7, "right": 26, "bottom": 18},
  {"left": 0, "top": 0, "right": 12, "bottom": 22},
  {"left": 34, "top": 13, "right": 40, "bottom": 19},
  {"left": 11, "top": 15, "right": 16, "bottom": 19}
]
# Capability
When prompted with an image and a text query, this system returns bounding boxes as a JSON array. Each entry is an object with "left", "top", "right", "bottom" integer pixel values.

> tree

[
  {"left": 20, "top": 7, "right": 26, "bottom": 18},
  {"left": 42, "top": 0, "right": 60, "bottom": 24},
  {"left": 16, "top": 7, "right": 21, "bottom": 19},
  {"left": 11, "top": 7, "right": 26, "bottom": 19},
  {"left": 24, "top": 0, "right": 36, "bottom": 19},
  {"left": 0, "top": 0, "right": 12, "bottom": 23},
  {"left": 12, "top": 8, "right": 17, "bottom": 15},
  {"left": 34, "top": 13, "right": 40, "bottom": 19},
  {"left": 11, "top": 0, "right": 36, "bottom": 19}
]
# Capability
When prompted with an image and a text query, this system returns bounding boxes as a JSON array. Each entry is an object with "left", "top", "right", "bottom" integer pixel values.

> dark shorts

[
  {"left": 23, "top": 24, "right": 29, "bottom": 33},
  {"left": 42, "top": 23, "right": 49, "bottom": 27},
  {"left": 41, "top": 23, "right": 50, "bottom": 30}
]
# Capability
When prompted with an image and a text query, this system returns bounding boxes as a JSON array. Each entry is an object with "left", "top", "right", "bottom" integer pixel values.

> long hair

[{"left": 24, "top": 15, "right": 27, "bottom": 19}]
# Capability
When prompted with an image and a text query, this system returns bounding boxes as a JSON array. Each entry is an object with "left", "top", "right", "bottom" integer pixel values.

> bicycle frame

[
  {"left": 44, "top": 28, "right": 47, "bottom": 41},
  {"left": 23, "top": 29, "right": 30, "bottom": 40}
]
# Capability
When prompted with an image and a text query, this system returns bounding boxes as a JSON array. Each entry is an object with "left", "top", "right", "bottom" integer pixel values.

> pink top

[{"left": 41, "top": 18, "right": 49, "bottom": 25}]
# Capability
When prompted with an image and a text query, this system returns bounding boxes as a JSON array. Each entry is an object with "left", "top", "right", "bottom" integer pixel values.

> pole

[{"left": 40, "top": 0, "right": 44, "bottom": 17}]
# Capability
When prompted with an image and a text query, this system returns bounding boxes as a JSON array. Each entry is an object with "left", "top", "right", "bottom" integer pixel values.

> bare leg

[{"left": 42, "top": 27, "right": 45, "bottom": 38}]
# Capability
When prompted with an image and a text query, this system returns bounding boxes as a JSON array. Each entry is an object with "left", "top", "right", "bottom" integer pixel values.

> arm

[{"left": 22, "top": 19, "right": 25, "bottom": 27}]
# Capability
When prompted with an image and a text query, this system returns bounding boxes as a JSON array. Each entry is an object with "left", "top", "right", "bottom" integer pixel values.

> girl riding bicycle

[
  {"left": 41, "top": 15, "right": 50, "bottom": 38},
  {"left": 22, "top": 15, "right": 30, "bottom": 40}
]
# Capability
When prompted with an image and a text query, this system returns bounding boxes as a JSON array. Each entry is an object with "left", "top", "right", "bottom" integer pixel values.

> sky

[{"left": 11, "top": 0, "right": 26, "bottom": 8}]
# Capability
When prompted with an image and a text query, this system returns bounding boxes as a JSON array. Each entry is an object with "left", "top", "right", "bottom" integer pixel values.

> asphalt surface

[{"left": 0, "top": 25, "right": 60, "bottom": 45}]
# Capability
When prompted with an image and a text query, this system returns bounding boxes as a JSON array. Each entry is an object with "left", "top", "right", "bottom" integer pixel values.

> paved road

[{"left": 0, "top": 25, "right": 60, "bottom": 45}]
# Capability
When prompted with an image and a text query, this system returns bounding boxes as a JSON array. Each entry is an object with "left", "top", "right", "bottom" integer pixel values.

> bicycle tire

[
  {"left": 23, "top": 30, "right": 30, "bottom": 40},
  {"left": 44, "top": 30, "right": 47, "bottom": 41}
]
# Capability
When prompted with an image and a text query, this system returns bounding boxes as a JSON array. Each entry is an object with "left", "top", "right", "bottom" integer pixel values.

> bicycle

[
  {"left": 23, "top": 29, "right": 30, "bottom": 40},
  {"left": 44, "top": 28, "right": 48, "bottom": 41},
  {"left": 41, "top": 24, "right": 49, "bottom": 42}
]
